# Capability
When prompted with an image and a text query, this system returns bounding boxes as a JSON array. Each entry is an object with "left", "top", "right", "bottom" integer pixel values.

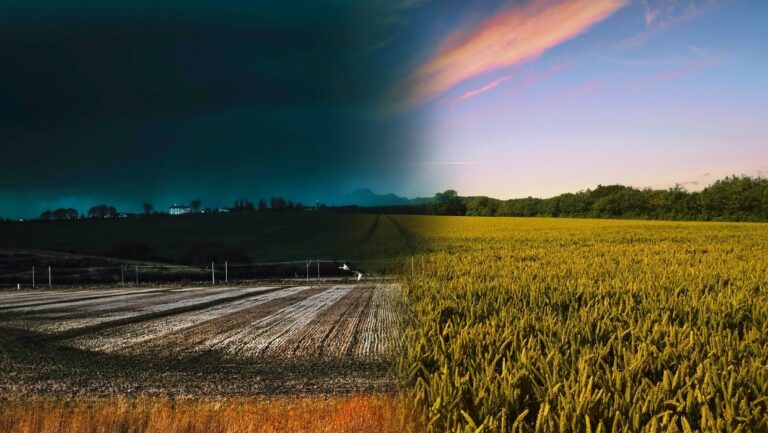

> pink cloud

[
  {"left": 642, "top": 1, "right": 661, "bottom": 25},
  {"left": 441, "top": 75, "right": 513, "bottom": 107},
  {"left": 393, "top": 0, "right": 626, "bottom": 108},
  {"left": 523, "top": 62, "right": 570, "bottom": 86}
]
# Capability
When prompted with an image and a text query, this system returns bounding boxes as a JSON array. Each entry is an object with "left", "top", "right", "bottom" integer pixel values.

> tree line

[
  {"left": 39, "top": 205, "right": 119, "bottom": 220},
  {"left": 429, "top": 175, "right": 768, "bottom": 222},
  {"left": 230, "top": 197, "right": 305, "bottom": 212},
  {"left": 35, "top": 196, "right": 308, "bottom": 221},
  {"left": 26, "top": 175, "right": 768, "bottom": 222}
]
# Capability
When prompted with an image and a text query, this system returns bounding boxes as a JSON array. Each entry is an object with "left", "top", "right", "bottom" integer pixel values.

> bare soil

[{"left": 0, "top": 283, "right": 406, "bottom": 397}]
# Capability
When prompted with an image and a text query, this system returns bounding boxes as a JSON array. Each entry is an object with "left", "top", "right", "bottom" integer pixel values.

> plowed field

[{"left": 0, "top": 283, "right": 406, "bottom": 397}]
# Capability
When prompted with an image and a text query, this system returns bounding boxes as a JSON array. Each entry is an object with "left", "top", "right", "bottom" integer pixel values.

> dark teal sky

[
  {"left": 0, "top": 0, "right": 432, "bottom": 218},
  {"left": 3, "top": 0, "right": 766, "bottom": 219}
]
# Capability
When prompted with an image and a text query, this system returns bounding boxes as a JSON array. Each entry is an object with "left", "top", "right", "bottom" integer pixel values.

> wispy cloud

[
  {"left": 410, "top": 161, "right": 476, "bottom": 166},
  {"left": 523, "top": 62, "right": 571, "bottom": 86},
  {"left": 615, "top": 0, "right": 716, "bottom": 51},
  {"left": 393, "top": 0, "right": 626, "bottom": 108},
  {"left": 630, "top": 52, "right": 721, "bottom": 91},
  {"left": 642, "top": 1, "right": 661, "bottom": 26},
  {"left": 440, "top": 75, "right": 513, "bottom": 107}
]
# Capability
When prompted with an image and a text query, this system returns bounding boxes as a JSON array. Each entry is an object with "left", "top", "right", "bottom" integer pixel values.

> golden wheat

[{"left": 395, "top": 216, "right": 768, "bottom": 433}]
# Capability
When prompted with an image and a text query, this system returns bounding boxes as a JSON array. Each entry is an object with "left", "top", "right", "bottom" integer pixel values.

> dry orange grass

[{"left": 0, "top": 394, "right": 419, "bottom": 433}]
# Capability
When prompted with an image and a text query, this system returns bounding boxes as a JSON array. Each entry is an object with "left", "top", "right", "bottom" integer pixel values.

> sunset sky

[
  {"left": 0, "top": 0, "right": 766, "bottom": 217},
  {"left": 402, "top": 0, "right": 768, "bottom": 198}
]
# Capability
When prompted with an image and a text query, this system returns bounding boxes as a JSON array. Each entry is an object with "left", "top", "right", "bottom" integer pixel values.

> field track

[{"left": 0, "top": 283, "right": 406, "bottom": 396}]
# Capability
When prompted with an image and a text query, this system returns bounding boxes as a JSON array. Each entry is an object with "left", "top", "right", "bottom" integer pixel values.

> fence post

[
  {"left": 32, "top": 266, "right": 35, "bottom": 289},
  {"left": 306, "top": 260, "right": 309, "bottom": 282},
  {"left": 48, "top": 266, "right": 51, "bottom": 288},
  {"left": 317, "top": 260, "right": 320, "bottom": 280},
  {"left": 135, "top": 265, "right": 139, "bottom": 285},
  {"left": 211, "top": 262, "right": 215, "bottom": 285},
  {"left": 121, "top": 265, "right": 125, "bottom": 285},
  {"left": 225, "top": 261, "right": 228, "bottom": 283}
]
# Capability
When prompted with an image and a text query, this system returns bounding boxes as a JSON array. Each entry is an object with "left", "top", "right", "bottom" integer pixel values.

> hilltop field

[
  {"left": 400, "top": 216, "right": 768, "bottom": 433},
  {"left": 1, "top": 214, "right": 768, "bottom": 432},
  {"left": 0, "top": 211, "right": 412, "bottom": 265},
  {"left": 0, "top": 211, "right": 413, "bottom": 285}
]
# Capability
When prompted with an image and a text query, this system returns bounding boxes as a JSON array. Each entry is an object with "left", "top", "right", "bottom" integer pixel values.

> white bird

[
  {"left": 339, "top": 263, "right": 350, "bottom": 271},
  {"left": 353, "top": 271, "right": 363, "bottom": 281}
]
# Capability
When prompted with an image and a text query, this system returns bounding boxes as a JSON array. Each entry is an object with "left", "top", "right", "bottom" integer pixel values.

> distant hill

[{"left": 335, "top": 188, "right": 432, "bottom": 207}]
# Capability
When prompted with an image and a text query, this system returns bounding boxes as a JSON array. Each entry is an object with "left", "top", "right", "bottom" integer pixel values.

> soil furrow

[
  {"left": 129, "top": 286, "right": 326, "bottom": 356},
  {"left": 0, "top": 288, "right": 173, "bottom": 311},
  {"left": 270, "top": 285, "right": 375, "bottom": 359},
  {"left": 42, "top": 286, "right": 287, "bottom": 342}
]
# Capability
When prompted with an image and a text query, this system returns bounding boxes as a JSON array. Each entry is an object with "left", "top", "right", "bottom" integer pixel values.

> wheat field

[
  {"left": 395, "top": 216, "right": 768, "bottom": 433},
  {"left": 2, "top": 216, "right": 768, "bottom": 433}
]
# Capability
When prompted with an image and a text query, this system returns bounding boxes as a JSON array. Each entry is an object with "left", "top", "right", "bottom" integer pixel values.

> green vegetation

[
  {"left": 433, "top": 175, "right": 768, "bottom": 221},
  {"left": 396, "top": 215, "right": 768, "bottom": 432}
]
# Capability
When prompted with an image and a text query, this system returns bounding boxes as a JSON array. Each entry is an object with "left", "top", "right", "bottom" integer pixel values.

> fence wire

[{"left": 0, "top": 257, "right": 408, "bottom": 288}]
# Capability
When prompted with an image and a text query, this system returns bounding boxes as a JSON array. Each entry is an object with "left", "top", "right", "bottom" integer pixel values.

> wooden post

[
  {"left": 135, "top": 265, "right": 139, "bottom": 285},
  {"left": 48, "top": 266, "right": 51, "bottom": 288},
  {"left": 225, "top": 261, "right": 228, "bottom": 283},
  {"left": 32, "top": 266, "right": 35, "bottom": 289},
  {"left": 211, "top": 262, "right": 215, "bottom": 285}
]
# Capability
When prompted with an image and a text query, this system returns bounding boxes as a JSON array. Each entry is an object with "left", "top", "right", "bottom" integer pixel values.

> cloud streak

[
  {"left": 615, "top": 0, "right": 715, "bottom": 51},
  {"left": 394, "top": 0, "right": 626, "bottom": 107},
  {"left": 441, "top": 75, "right": 512, "bottom": 107}
]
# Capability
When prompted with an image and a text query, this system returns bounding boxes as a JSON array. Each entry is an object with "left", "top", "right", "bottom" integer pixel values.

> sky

[
  {"left": 401, "top": 0, "right": 768, "bottom": 199},
  {"left": 0, "top": 0, "right": 428, "bottom": 218},
  {"left": 1, "top": 0, "right": 767, "bottom": 218}
]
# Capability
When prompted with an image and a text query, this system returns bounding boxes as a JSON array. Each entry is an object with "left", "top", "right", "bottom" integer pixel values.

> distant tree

[
  {"left": 143, "top": 203, "right": 154, "bottom": 215},
  {"left": 52, "top": 208, "right": 75, "bottom": 220},
  {"left": 258, "top": 198, "right": 267, "bottom": 211},
  {"left": 270, "top": 196, "right": 287, "bottom": 210},
  {"left": 232, "top": 198, "right": 254, "bottom": 212},
  {"left": 465, "top": 196, "right": 499, "bottom": 216},
  {"left": 433, "top": 190, "right": 465, "bottom": 215},
  {"left": 495, "top": 197, "right": 541, "bottom": 217},
  {"left": 88, "top": 204, "right": 118, "bottom": 219},
  {"left": 429, "top": 175, "right": 766, "bottom": 222},
  {"left": 190, "top": 199, "right": 202, "bottom": 212},
  {"left": 700, "top": 175, "right": 767, "bottom": 221},
  {"left": 38, "top": 208, "right": 78, "bottom": 221}
]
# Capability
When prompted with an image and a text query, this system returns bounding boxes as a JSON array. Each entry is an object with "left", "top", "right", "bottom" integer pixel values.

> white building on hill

[{"left": 169, "top": 204, "right": 193, "bottom": 215}]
